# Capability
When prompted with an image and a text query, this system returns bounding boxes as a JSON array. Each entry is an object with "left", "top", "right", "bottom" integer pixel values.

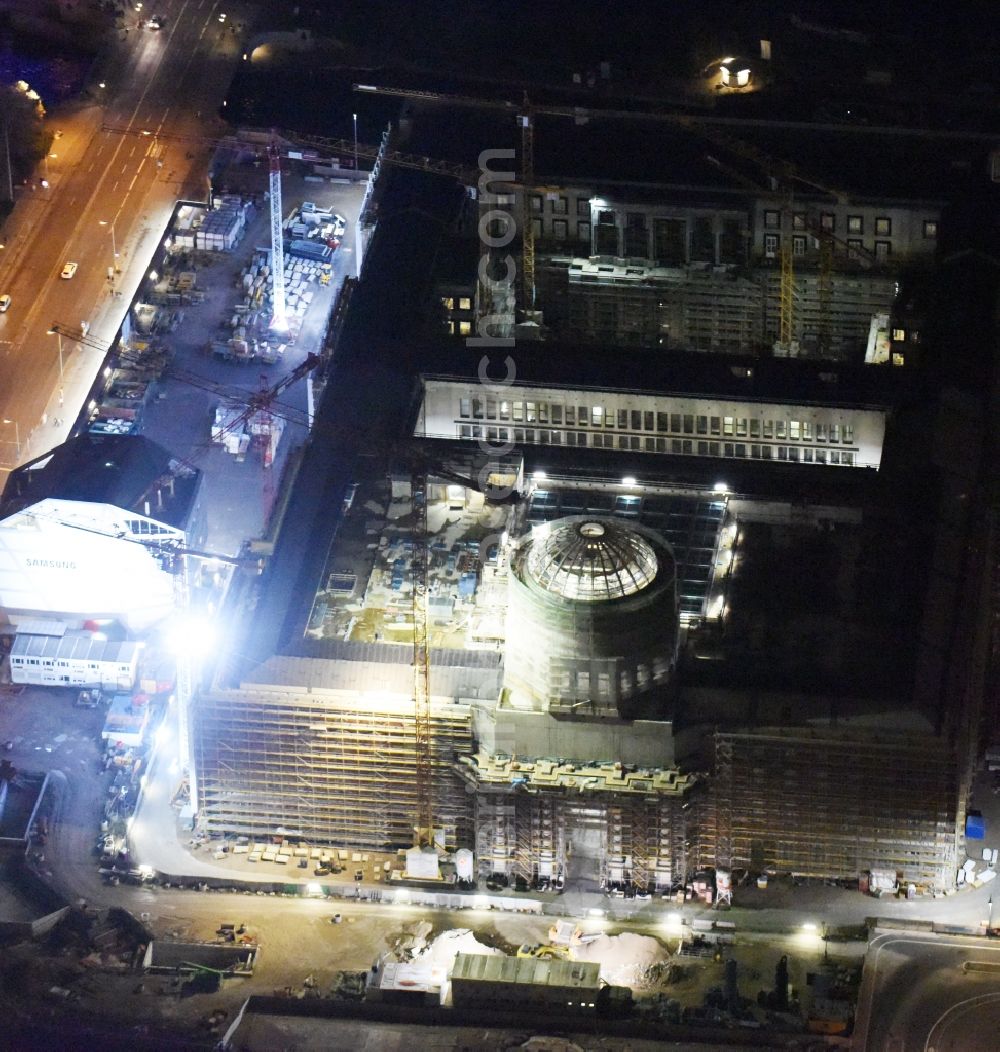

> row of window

[
  {"left": 457, "top": 399, "right": 855, "bottom": 442},
  {"left": 559, "top": 661, "right": 668, "bottom": 697},
  {"left": 528, "top": 202, "right": 939, "bottom": 244},
  {"left": 13, "top": 658, "right": 127, "bottom": 669},
  {"left": 441, "top": 296, "right": 472, "bottom": 312},
  {"left": 532, "top": 218, "right": 590, "bottom": 241},
  {"left": 530, "top": 195, "right": 590, "bottom": 217},
  {"left": 457, "top": 424, "right": 856, "bottom": 464},
  {"left": 764, "top": 211, "right": 937, "bottom": 239},
  {"left": 763, "top": 233, "right": 894, "bottom": 262}
]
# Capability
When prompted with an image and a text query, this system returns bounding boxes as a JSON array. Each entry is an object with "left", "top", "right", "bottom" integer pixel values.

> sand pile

[
  {"left": 413, "top": 928, "right": 501, "bottom": 971},
  {"left": 572, "top": 932, "right": 667, "bottom": 988}
]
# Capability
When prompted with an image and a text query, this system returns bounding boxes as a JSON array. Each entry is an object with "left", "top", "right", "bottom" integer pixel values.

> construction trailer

[
  {"left": 704, "top": 728, "right": 960, "bottom": 890},
  {"left": 10, "top": 631, "right": 141, "bottom": 690}
]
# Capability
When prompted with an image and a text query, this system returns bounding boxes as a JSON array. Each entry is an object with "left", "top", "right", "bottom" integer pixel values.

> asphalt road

[
  {"left": 853, "top": 930, "right": 1000, "bottom": 1051},
  {"left": 0, "top": 0, "right": 252, "bottom": 474}
]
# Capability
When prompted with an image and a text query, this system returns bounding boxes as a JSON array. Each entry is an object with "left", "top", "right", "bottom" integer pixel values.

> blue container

[{"left": 966, "top": 813, "right": 986, "bottom": 840}]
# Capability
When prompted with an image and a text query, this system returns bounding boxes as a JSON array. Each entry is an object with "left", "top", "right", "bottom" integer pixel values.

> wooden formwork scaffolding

[
  {"left": 192, "top": 689, "right": 474, "bottom": 850},
  {"left": 706, "top": 728, "right": 960, "bottom": 889}
]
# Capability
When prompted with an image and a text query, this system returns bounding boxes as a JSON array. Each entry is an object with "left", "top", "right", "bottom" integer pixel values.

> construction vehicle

[{"left": 516, "top": 942, "right": 573, "bottom": 961}]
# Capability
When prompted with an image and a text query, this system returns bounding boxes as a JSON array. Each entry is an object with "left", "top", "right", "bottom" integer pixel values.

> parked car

[
  {"left": 0, "top": 294, "right": 11, "bottom": 312},
  {"left": 76, "top": 688, "right": 102, "bottom": 708},
  {"left": 60, "top": 261, "right": 78, "bottom": 280}
]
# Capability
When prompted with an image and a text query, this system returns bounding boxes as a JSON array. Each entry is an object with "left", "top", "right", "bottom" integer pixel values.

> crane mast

[
  {"left": 268, "top": 142, "right": 287, "bottom": 331},
  {"left": 411, "top": 470, "right": 433, "bottom": 845}
]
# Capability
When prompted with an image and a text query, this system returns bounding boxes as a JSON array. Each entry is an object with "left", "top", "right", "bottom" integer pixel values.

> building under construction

[{"left": 192, "top": 337, "right": 969, "bottom": 891}]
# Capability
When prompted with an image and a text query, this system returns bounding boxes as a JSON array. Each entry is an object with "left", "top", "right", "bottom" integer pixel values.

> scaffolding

[
  {"left": 461, "top": 753, "right": 697, "bottom": 891},
  {"left": 706, "top": 729, "right": 959, "bottom": 889},
  {"left": 192, "top": 689, "right": 474, "bottom": 850}
]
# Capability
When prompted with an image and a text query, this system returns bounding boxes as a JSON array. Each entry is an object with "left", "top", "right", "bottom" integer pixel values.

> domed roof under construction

[{"left": 525, "top": 518, "right": 659, "bottom": 602}]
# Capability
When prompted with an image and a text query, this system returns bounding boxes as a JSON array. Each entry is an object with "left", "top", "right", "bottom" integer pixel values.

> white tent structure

[{"left": 0, "top": 498, "right": 182, "bottom": 633}]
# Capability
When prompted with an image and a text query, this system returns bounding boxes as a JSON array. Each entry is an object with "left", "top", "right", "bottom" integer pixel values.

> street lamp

[
  {"left": 46, "top": 325, "right": 64, "bottom": 378},
  {"left": 352, "top": 112, "right": 358, "bottom": 171},
  {"left": 2, "top": 418, "right": 19, "bottom": 456},
  {"left": 99, "top": 219, "right": 118, "bottom": 270}
]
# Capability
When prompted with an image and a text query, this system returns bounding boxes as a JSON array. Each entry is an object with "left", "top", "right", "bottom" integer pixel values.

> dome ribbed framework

[{"left": 525, "top": 519, "right": 659, "bottom": 602}]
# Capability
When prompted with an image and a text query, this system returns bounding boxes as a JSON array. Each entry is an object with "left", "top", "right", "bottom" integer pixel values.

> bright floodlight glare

[
  {"left": 306, "top": 882, "right": 322, "bottom": 894},
  {"left": 472, "top": 894, "right": 490, "bottom": 910},
  {"left": 167, "top": 615, "right": 218, "bottom": 659},
  {"left": 532, "top": 470, "right": 547, "bottom": 481},
  {"left": 713, "top": 481, "right": 729, "bottom": 493},
  {"left": 587, "top": 907, "right": 605, "bottom": 917},
  {"left": 801, "top": 921, "right": 818, "bottom": 932},
  {"left": 138, "top": 864, "right": 154, "bottom": 877},
  {"left": 621, "top": 476, "right": 637, "bottom": 487}
]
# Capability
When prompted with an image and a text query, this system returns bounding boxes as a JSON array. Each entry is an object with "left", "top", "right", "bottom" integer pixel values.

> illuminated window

[
  {"left": 875, "top": 216, "right": 892, "bottom": 236},
  {"left": 723, "top": 416, "right": 734, "bottom": 436},
  {"left": 458, "top": 320, "right": 471, "bottom": 336},
  {"left": 525, "top": 401, "right": 536, "bottom": 422},
  {"left": 764, "top": 234, "right": 779, "bottom": 257},
  {"left": 792, "top": 212, "right": 806, "bottom": 230},
  {"left": 513, "top": 402, "right": 524, "bottom": 422},
  {"left": 441, "top": 296, "right": 454, "bottom": 310},
  {"left": 892, "top": 327, "right": 906, "bottom": 341},
  {"left": 764, "top": 210, "right": 780, "bottom": 228},
  {"left": 789, "top": 421, "right": 800, "bottom": 440},
  {"left": 459, "top": 398, "right": 471, "bottom": 418},
  {"left": 848, "top": 215, "right": 863, "bottom": 234},
  {"left": 923, "top": 220, "right": 937, "bottom": 239},
  {"left": 792, "top": 235, "right": 806, "bottom": 256},
  {"left": 459, "top": 297, "right": 471, "bottom": 310},
  {"left": 820, "top": 213, "right": 835, "bottom": 232},
  {"left": 592, "top": 406, "right": 602, "bottom": 425},
  {"left": 499, "top": 401, "right": 510, "bottom": 420}
]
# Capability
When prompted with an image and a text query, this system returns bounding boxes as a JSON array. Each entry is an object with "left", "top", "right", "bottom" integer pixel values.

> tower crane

[
  {"left": 352, "top": 83, "right": 873, "bottom": 351},
  {"left": 353, "top": 84, "right": 545, "bottom": 316}
]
